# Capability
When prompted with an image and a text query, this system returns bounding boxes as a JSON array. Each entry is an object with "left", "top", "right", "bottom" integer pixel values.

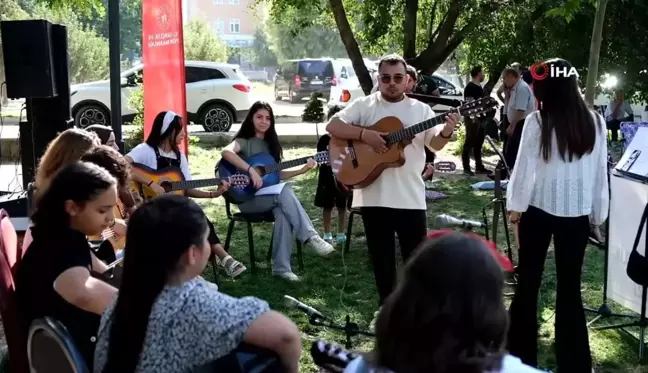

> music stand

[
  {"left": 590, "top": 201, "right": 648, "bottom": 359},
  {"left": 585, "top": 165, "right": 637, "bottom": 327}
]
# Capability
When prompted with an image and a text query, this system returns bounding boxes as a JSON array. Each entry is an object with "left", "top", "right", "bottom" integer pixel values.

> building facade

[{"left": 183, "top": 0, "right": 263, "bottom": 47}]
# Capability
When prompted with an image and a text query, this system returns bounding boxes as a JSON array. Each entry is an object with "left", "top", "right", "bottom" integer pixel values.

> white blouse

[{"left": 506, "top": 111, "right": 609, "bottom": 225}]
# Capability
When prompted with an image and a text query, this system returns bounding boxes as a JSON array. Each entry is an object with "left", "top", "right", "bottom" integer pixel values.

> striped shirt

[{"left": 506, "top": 111, "right": 609, "bottom": 225}]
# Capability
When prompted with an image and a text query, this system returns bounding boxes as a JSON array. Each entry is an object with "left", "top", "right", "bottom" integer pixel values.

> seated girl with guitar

[
  {"left": 16, "top": 162, "right": 120, "bottom": 367},
  {"left": 220, "top": 101, "right": 335, "bottom": 282},
  {"left": 81, "top": 145, "right": 134, "bottom": 262},
  {"left": 125, "top": 111, "right": 246, "bottom": 278},
  {"left": 95, "top": 195, "right": 301, "bottom": 373}
]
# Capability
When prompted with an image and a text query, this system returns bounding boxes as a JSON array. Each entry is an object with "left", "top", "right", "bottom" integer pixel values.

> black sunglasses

[{"left": 380, "top": 74, "right": 405, "bottom": 84}]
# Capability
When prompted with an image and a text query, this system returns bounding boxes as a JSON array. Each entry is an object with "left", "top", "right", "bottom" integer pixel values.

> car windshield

[
  {"left": 298, "top": 61, "right": 333, "bottom": 77},
  {"left": 345, "top": 66, "right": 356, "bottom": 78}
]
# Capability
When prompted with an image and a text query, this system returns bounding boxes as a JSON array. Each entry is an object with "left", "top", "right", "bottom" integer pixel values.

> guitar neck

[
  {"left": 168, "top": 178, "right": 223, "bottom": 191},
  {"left": 385, "top": 114, "right": 446, "bottom": 145},
  {"left": 262, "top": 152, "right": 325, "bottom": 173}
]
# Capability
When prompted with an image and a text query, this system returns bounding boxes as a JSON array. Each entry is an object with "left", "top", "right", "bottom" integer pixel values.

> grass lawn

[{"left": 187, "top": 142, "right": 645, "bottom": 373}]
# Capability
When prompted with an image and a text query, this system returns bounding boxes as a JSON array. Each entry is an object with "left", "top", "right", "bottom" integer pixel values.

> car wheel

[
  {"left": 200, "top": 103, "right": 233, "bottom": 132},
  {"left": 74, "top": 104, "right": 109, "bottom": 128}
]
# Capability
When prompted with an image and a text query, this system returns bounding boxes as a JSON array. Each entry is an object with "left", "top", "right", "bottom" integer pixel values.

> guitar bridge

[{"left": 346, "top": 140, "right": 359, "bottom": 169}]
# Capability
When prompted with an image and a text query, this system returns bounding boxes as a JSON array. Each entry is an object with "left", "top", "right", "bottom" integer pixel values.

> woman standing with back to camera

[{"left": 506, "top": 58, "right": 609, "bottom": 372}]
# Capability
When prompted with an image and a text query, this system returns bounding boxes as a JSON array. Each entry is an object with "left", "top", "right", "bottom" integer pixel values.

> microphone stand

[{"left": 309, "top": 314, "right": 375, "bottom": 349}]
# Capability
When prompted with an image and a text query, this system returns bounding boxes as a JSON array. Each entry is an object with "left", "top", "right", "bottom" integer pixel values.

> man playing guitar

[{"left": 326, "top": 54, "right": 460, "bottom": 327}]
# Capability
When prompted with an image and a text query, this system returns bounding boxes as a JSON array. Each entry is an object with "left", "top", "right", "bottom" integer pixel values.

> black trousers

[
  {"left": 360, "top": 207, "right": 428, "bottom": 305},
  {"left": 206, "top": 218, "right": 221, "bottom": 246},
  {"left": 507, "top": 206, "right": 591, "bottom": 372},
  {"left": 504, "top": 119, "right": 524, "bottom": 171},
  {"left": 462, "top": 117, "right": 486, "bottom": 171}
]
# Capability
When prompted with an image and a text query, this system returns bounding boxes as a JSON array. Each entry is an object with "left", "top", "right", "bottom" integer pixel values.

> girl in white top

[
  {"left": 126, "top": 111, "right": 247, "bottom": 278},
  {"left": 342, "top": 231, "right": 544, "bottom": 373},
  {"left": 506, "top": 58, "right": 608, "bottom": 372}
]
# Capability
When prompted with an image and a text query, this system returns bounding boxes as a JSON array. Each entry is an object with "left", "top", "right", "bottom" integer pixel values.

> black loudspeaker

[
  {"left": 0, "top": 20, "right": 58, "bottom": 99},
  {"left": 18, "top": 23, "right": 73, "bottom": 188},
  {"left": 30, "top": 24, "right": 72, "bottom": 121}
]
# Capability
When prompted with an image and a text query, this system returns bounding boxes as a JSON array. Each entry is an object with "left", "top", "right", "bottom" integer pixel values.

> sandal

[{"left": 221, "top": 255, "right": 247, "bottom": 278}]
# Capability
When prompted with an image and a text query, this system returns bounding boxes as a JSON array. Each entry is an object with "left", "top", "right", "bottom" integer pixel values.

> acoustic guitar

[
  {"left": 87, "top": 200, "right": 128, "bottom": 252},
  {"left": 328, "top": 97, "right": 497, "bottom": 188},
  {"left": 217, "top": 151, "right": 330, "bottom": 204},
  {"left": 130, "top": 163, "right": 250, "bottom": 201}
]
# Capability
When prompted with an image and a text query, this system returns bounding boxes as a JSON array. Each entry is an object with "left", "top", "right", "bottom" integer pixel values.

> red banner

[{"left": 142, "top": 0, "right": 188, "bottom": 155}]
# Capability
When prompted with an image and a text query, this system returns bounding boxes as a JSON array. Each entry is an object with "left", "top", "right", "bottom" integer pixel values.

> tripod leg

[
  {"left": 592, "top": 320, "right": 642, "bottom": 331},
  {"left": 499, "top": 200, "right": 514, "bottom": 264}
]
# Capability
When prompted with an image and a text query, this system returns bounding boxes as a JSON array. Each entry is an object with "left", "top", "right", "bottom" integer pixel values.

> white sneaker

[
  {"left": 307, "top": 236, "right": 336, "bottom": 256},
  {"left": 274, "top": 272, "right": 300, "bottom": 281}
]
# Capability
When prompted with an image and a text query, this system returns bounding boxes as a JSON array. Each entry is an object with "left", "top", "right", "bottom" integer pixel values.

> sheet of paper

[{"left": 255, "top": 182, "right": 287, "bottom": 196}]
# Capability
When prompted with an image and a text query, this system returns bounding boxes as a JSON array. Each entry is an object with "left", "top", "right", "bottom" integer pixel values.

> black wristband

[{"left": 147, "top": 180, "right": 153, "bottom": 186}]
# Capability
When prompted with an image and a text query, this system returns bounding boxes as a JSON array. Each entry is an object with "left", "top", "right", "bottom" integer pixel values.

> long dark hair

[
  {"left": 102, "top": 194, "right": 208, "bottom": 373},
  {"left": 31, "top": 162, "right": 116, "bottom": 235},
  {"left": 372, "top": 232, "right": 508, "bottom": 373},
  {"left": 145, "top": 111, "right": 183, "bottom": 153},
  {"left": 234, "top": 101, "right": 283, "bottom": 162},
  {"left": 533, "top": 58, "right": 598, "bottom": 162}
]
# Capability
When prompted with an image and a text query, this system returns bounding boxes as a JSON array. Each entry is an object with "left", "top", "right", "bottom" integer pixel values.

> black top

[
  {"left": 464, "top": 81, "right": 485, "bottom": 101},
  {"left": 15, "top": 227, "right": 100, "bottom": 367},
  {"left": 152, "top": 145, "right": 181, "bottom": 169},
  {"left": 316, "top": 134, "right": 335, "bottom": 187}
]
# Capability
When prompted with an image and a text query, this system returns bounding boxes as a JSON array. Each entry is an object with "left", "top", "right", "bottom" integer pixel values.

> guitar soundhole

[{"left": 160, "top": 181, "right": 173, "bottom": 193}]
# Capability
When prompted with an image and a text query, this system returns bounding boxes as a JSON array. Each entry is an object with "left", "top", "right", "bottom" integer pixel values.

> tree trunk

[
  {"left": 584, "top": 0, "right": 609, "bottom": 106},
  {"left": 483, "top": 60, "right": 508, "bottom": 96},
  {"left": 328, "top": 0, "right": 373, "bottom": 95},
  {"left": 403, "top": 0, "right": 418, "bottom": 60}
]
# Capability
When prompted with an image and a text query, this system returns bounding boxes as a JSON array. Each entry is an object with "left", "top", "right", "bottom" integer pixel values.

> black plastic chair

[
  {"left": 344, "top": 208, "right": 363, "bottom": 254},
  {"left": 223, "top": 200, "right": 303, "bottom": 274},
  {"left": 27, "top": 317, "right": 89, "bottom": 373}
]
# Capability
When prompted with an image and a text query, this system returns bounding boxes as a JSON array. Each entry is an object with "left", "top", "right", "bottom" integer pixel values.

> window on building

[
  {"left": 213, "top": 0, "right": 223, "bottom": 4},
  {"left": 229, "top": 0, "right": 240, "bottom": 4},
  {"left": 214, "top": 19, "right": 224, "bottom": 34},
  {"left": 230, "top": 19, "right": 240, "bottom": 33}
]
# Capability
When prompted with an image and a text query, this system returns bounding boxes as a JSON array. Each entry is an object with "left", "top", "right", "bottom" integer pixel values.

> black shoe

[
  {"left": 475, "top": 167, "right": 491, "bottom": 174},
  {"left": 463, "top": 169, "right": 475, "bottom": 176}
]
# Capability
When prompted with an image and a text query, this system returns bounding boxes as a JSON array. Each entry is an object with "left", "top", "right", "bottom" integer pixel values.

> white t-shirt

[
  {"left": 344, "top": 354, "right": 545, "bottom": 373},
  {"left": 334, "top": 92, "right": 438, "bottom": 210},
  {"left": 127, "top": 143, "right": 192, "bottom": 180}
]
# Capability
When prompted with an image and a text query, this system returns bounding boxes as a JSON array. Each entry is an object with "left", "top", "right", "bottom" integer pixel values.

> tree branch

[
  {"left": 328, "top": 0, "right": 373, "bottom": 95},
  {"left": 426, "top": 0, "right": 440, "bottom": 45},
  {"left": 403, "top": 0, "right": 419, "bottom": 59}
]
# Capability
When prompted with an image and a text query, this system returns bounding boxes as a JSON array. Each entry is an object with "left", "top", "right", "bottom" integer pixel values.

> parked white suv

[{"left": 70, "top": 61, "right": 254, "bottom": 132}]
